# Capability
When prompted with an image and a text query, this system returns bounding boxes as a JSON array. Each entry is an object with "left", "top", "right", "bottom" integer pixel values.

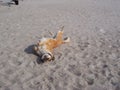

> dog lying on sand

[{"left": 33, "top": 27, "right": 70, "bottom": 62}]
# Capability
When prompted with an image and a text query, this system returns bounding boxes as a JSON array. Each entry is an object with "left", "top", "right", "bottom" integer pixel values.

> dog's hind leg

[{"left": 55, "top": 30, "right": 63, "bottom": 41}]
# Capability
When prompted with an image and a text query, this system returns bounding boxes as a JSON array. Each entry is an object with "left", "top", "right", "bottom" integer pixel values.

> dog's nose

[
  {"left": 44, "top": 55, "right": 50, "bottom": 60},
  {"left": 41, "top": 54, "right": 51, "bottom": 61}
]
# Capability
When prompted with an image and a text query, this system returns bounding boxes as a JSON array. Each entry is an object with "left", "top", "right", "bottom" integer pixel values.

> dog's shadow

[{"left": 24, "top": 44, "right": 44, "bottom": 64}]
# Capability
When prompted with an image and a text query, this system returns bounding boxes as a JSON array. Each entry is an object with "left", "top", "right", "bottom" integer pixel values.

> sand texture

[{"left": 0, "top": 0, "right": 120, "bottom": 90}]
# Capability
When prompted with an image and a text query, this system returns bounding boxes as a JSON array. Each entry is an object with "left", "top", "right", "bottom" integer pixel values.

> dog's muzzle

[
  {"left": 41, "top": 53, "right": 55, "bottom": 62},
  {"left": 33, "top": 45, "right": 55, "bottom": 62}
]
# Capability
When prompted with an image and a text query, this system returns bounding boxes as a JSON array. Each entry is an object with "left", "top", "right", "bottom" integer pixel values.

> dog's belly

[{"left": 40, "top": 37, "right": 63, "bottom": 52}]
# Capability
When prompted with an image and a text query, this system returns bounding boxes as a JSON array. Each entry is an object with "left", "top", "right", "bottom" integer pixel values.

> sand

[{"left": 0, "top": 0, "right": 120, "bottom": 90}]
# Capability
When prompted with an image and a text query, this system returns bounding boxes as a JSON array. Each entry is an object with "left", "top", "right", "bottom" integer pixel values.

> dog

[{"left": 33, "top": 27, "right": 70, "bottom": 62}]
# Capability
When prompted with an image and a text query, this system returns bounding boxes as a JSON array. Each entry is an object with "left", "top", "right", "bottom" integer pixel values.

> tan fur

[{"left": 34, "top": 30, "right": 70, "bottom": 62}]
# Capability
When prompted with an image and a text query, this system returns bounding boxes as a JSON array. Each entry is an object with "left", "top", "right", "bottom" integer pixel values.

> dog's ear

[
  {"left": 33, "top": 45, "right": 40, "bottom": 56},
  {"left": 37, "top": 40, "right": 41, "bottom": 46},
  {"left": 34, "top": 45, "right": 38, "bottom": 51}
]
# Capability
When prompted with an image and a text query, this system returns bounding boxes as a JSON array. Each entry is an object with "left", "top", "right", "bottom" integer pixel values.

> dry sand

[{"left": 0, "top": 0, "right": 120, "bottom": 90}]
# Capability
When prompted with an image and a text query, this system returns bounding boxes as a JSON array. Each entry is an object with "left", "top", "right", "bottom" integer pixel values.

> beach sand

[{"left": 0, "top": 0, "right": 120, "bottom": 90}]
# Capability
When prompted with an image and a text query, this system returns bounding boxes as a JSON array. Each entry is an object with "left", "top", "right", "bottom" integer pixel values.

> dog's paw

[{"left": 64, "top": 37, "right": 70, "bottom": 43}]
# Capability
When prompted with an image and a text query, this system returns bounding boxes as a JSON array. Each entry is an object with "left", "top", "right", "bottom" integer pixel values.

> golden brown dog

[{"left": 34, "top": 28, "right": 70, "bottom": 62}]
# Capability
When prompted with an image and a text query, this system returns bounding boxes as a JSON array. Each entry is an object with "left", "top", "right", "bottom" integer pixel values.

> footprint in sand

[
  {"left": 0, "top": 81, "right": 5, "bottom": 88},
  {"left": 77, "top": 41, "right": 90, "bottom": 51},
  {"left": 86, "top": 77, "right": 94, "bottom": 85},
  {"left": 67, "top": 64, "right": 81, "bottom": 77},
  {"left": 0, "top": 51, "right": 4, "bottom": 56},
  {"left": 117, "top": 71, "right": 120, "bottom": 76},
  {"left": 57, "top": 53, "right": 62, "bottom": 60},
  {"left": 64, "top": 48, "right": 71, "bottom": 56}
]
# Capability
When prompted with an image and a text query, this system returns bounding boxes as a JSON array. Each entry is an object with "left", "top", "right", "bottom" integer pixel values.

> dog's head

[
  {"left": 41, "top": 53, "right": 55, "bottom": 62},
  {"left": 33, "top": 45, "right": 55, "bottom": 62}
]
